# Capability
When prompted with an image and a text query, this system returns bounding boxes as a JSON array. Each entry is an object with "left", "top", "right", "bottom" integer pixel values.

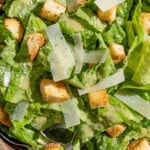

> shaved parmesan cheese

[
  {"left": 83, "top": 50, "right": 107, "bottom": 64},
  {"left": 115, "top": 91, "right": 150, "bottom": 119},
  {"left": 95, "top": 0, "right": 125, "bottom": 12},
  {"left": 12, "top": 101, "right": 29, "bottom": 121},
  {"left": 46, "top": 24, "right": 75, "bottom": 81},
  {"left": 4, "top": 71, "right": 11, "bottom": 87},
  {"left": 72, "top": 33, "right": 84, "bottom": 74},
  {"left": 78, "top": 69, "right": 125, "bottom": 95},
  {"left": 61, "top": 98, "right": 80, "bottom": 128}
]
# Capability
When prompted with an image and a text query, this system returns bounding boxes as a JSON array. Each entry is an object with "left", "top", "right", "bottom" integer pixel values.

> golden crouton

[
  {"left": 106, "top": 124, "right": 126, "bottom": 138},
  {"left": 141, "top": 13, "right": 150, "bottom": 35},
  {"left": 97, "top": 6, "right": 116, "bottom": 22},
  {"left": 27, "top": 32, "right": 45, "bottom": 61},
  {"left": 109, "top": 43, "right": 126, "bottom": 64},
  {"left": 127, "top": 139, "right": 150, "bottom": 150},
  {"left": 77, "top": 0, "right": 86, "bottom": 5},
  {"left": 45, "top": 143, "right": 61, "bottom": 150},
  {"left": 0, "top": 107, "right": 11, "bottom": 127},
  {"left": 40, "top": 0, "right": 66, "bottom": 22},
  {"left": 88, "top": 89, "right": 108, "bottom": 109},
  {"left": 40, "top": 79, "right": 70, "bottom": 102},
  {"left": 4, "top": 18, "right": 24, "bottom": 42},
  {"left": 0, "top": 0, "right": 5, "bottom": 10},
  {"left": 0, "top": 4, "right": 2, "bottom": 9}
]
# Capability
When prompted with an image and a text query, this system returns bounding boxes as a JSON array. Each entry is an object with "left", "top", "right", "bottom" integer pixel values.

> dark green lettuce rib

[{"left": 125, "top": 0, "right": 144, "bottom": 48}]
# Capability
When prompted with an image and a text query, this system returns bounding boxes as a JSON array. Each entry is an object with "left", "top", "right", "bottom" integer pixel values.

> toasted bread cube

[
  {"left": 45, "top": 143, "right": 61, "bottom": 150},
  {"left": 4, "top": 18, "right": 24, "bottom": 42},
  {"left": 127, "top": 139, "right": 150, "bottom": 150},
  {"left": 0, "top": 0, "right": 5, "bottom": 9},
  {"left": 88, "top": 89, "right": 108, "bottom": 108},
  {"left": 27, "top": 32, "right": 45, "bottom": 61},
  {"left": 77, "top": 0, "right": 86, "bottom": 5},
  {"left": 40, "top": 79, "right": 70, "bottom": 102},
  {"left": 141, "top": 13, "right": 150, "bottom": 35},
  {"left": 0, "top": 107, "right": 11, "bottom": 127},
  {"left": 106, "top": 124, "right": 126, "bottom": 138},
  {"left": 40, "top": 0, "right": 66, "bottom": 22},
  {"left": 0, "top": 4, "right": 2, "bottom": 9},
  {"left": 109, "top": 43, "right": 126, "bottom": 64},
  {"left": 97, "top": 6, "right": 116, "bottom": 22}
]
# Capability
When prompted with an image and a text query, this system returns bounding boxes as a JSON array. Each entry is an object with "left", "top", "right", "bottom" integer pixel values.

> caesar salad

[{"left": 0, "top": 0, "right": 150, "bottom": 150}]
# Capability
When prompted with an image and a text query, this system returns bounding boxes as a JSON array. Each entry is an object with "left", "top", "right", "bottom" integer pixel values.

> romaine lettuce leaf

[
  {"left": 31, "top": 102, "right": 64, "bottom": 130},
  {"left": 59, "top": 13, "right": 86, "bottom": 34},
  {"left": 3, "top": 0, "right": 45, "bottom": 25},
  {"left": 121, "top": 81, "right": 150, "bottom": 91},
  {"left": 125, "top": 0, "right": 144, "bottom": 48},
  {"left": 94, "top": 119, "right": 150, "bottom": 150},
  {"left": 102, "top": 22, "right": 126, "bottom": 45},
  {"left": 0, "top": 60, "right": 12, "bottom": 98},
  {"left": 98, "top": 95, "right": 143, "bottom": 128},
  {"left": 116, "top": 0, "right": 134, "bottom": 26},
  {"left": 5, "top": 63, "right": 32, "bottom": 103},
  {"left": 142, "top": 0, "right": 150, "bottom": 12},
  {"left": 74, "top": 7, "right": 106, "bottom": 33},
  {"left": 9, "top": 127, "right": 37, "bottom": 146},
  {"left": 94, "top": 120, "right": 150, "bottom": 150},
  {"left": 0, "top": 25, "right": 17, "bottom": 64},
  {"left": 132, "top": 40, "right": 150, "bottom": 85},
  {"left": 125, "top": 40, "right": 150, "bottom": 84}
]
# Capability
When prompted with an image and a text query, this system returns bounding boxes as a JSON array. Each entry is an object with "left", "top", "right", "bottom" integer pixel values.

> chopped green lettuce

[
  {"left": 142, "top": 0, "right": 150, "bottom": 12},
  {"left": 132, "top": 40, "right": 150, "bottom": 85},
  {"left": 0, "top": 25, "right": 17, "bottom": 64},
  {"left": 5, "top": 63, "right": 32, "bottom": 103},
  {"left": 116, "top": 0, "right": 134, "bottom": 26},
  {"left": 9, "top": 127, "right": 37, "bottom": 146},
  {"left": 103, "top": 22, "right": 126, "bottom": 45},
  {"left": 125, "top": 0, "right": 144, "bottom": 48},
  {"left": 0, "top": 0, "right": 150, "bottom": 149},
  {"left": 74, "top": 7, "right": 106, "bottom": 33},
  {"left": 59, "top": 13, "right": 86, "bottom": 34},
  {"left": 0, "top": 60, "right": 12, "bottom": 98},
  {"left": 98, "top": 95, "right": 143, "bottom": 128},
  {"left": 3, "top": 0, "right": 45, "bottom": 25},
  {"left": 125, "top": 40, "right": 150, "bottom": 84},
  {"left": 94, "top": 121, "right": 150, "bottom": 150}
]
